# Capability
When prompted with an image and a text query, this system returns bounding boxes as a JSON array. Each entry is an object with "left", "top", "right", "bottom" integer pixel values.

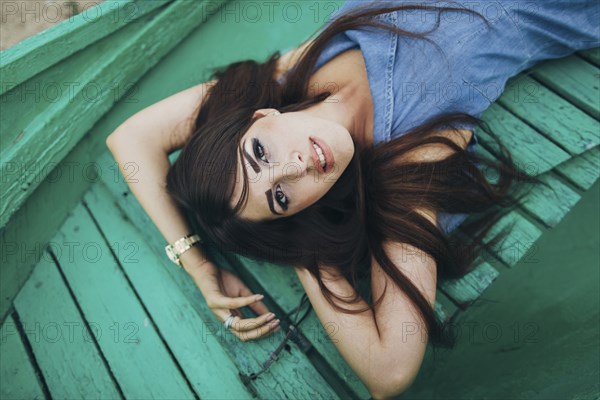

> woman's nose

[{"left": 281, "top": 151, "right": 308, "bottom": 180}]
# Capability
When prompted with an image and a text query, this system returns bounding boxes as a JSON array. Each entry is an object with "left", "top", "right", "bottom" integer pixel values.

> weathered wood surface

[
  {"left": 475, "top": 103, "right": 571, "bottom": 176},
  {"left": 555, "top": 146, "right": 600, "bottom": 191},
  {"left": 0, "top": 315, "right": 45, "bottom": 399},
  {"left": 499, "top": 75, "right": 599, "bottom": 156},
  {"left": 0, "top": 0, "right": 226, "bottom": 324},
  {"left": 440, "top": 260, "right": 499, "bottom": 310},
  {"left": 84, "top": 182, "right": 255, "bottom": 399},
  {"left": 14, "top": 255, "right": 121, "bottom": 398},
  {"left": 0, "top": 0, "right": 172, "bottom": 96},
  {"left": 578, "top": 48, "right": 600, "bottom": 67},
  {"left": 0, "top": 0, "right": 226, "bottom": 229},
  {"left": 54, "top": 202, "right": 196, "bottom": 398},
  {"left": 531, "top": 55, "right": 600, "bottom": 119}
]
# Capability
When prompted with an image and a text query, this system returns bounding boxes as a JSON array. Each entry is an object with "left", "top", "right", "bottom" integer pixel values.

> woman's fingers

[
  {"left": 210, "top": 293, "right": 264, "bottom": 310},
  {"left": 237, "top": 287, "right": 272, "bottom": 316},
  {"left": 222, "top": 311, "right": 279, "bottom": 332},
  {"left": 228, "top": 318, "right": 282, "bottom": 342},
  {"left": 247, "top": 298, "right": 271, "bottom": 316},
  {"left": 209, "top": 292, "right": 282, "bottom": 341}
]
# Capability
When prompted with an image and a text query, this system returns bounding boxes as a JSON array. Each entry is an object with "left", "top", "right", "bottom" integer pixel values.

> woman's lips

[{"left": 309, "top": 136, "right": 335, "bottom": 173}]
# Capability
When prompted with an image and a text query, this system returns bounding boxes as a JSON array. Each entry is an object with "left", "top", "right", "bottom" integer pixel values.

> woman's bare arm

[
  {"left": 105, "top": 80, "right": 219, "bottom": 289},
  {"left": 294, "top": 239, "right": 436, "bottom": 399}
]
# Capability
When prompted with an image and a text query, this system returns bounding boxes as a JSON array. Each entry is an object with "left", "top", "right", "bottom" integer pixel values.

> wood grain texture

[
  {"left": 0, "top": 315, "right": 45, "bottom": 400},
  {"left": 84, "top": 181, "right": 253, "bottom": 399},
  {"left": 0, "top": 0, "right": 171, "bottom": 96},
  {"left": 440, "top": 261, "right": 499, "bottom": 309},
  {"left": 0, "top": 0, "right": 225, "bottom": 229},
  {"left": 476, "top": 103, "right": 571, "bottom": 176},
  {"left": 531, "top": 55, "right": 600, "bottom": 119},
  {"left": 555, "top": 146, "right": 600, "bottom": 191},
  {"left": 54, "top": 202, "right": 195, "bottom": 399},
  {"left": 578, "top": 48, "right": 600, "bottom": 67},
  {"left": 480, "top": 211, "right": 543, "bottom": 268},
  {"left": 498, "top": 75, "right": 599, "bottom": 155},
  {"left": 14, "top": 254, "right": 120, "bottom": 398},
  {"left": 517, "top": 172, "right": 582, "bottom": 228}
]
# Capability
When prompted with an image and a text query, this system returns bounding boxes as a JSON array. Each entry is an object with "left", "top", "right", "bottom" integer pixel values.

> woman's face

[{"left": 231, "top": 108, "right": 355, "bottom": 221}]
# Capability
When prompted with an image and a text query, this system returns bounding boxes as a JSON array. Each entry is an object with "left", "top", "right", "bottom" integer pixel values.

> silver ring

[{"left": 223, "top": 314, "right": 236, "bottom": 330}]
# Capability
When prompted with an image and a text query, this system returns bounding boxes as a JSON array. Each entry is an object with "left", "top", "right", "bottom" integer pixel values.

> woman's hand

[{"left": 193, "top": 265, "right": 281, "bottom": 342}]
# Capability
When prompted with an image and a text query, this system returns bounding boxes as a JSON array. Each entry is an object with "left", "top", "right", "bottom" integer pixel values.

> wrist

[
  {"left": 179, "top": 247, "right": 216, "bottom": 275},
  {"left": 165, "top": 233, "right": 203, "bottom": 267}
]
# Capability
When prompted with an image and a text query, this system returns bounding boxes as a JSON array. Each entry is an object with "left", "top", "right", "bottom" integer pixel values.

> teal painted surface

[
  {"left": 579, "top": 48, "right": 600, "bottom": 66},
  {"left": 532, "top": 55, "right": 600, "bottom": 119},
  {"left": 476, "top": 103, "right": 571, "bottom": 176},
  {"left": 0, "top": 315, "right": 45, "bottom": 399},
  {"left": 556, "top": 146, "right": 600, "bottom": 191},
  {"left": 85, "top": 182, "right": 253, "bottom": 399},
  {"left": 499, "top": 75, "right": 599, "bottom": 155},
  {"left": 14, "top": 255, "right": 120, "bottom": 398},
  {"left": 53, "top": 202, "right": 195, "bottom": 398},
  {"left": 0, "top": 0, "right": 224, "bottom": 322},
  {"left": 518, "top": 172, "right": 581, "bottom": 228},
  {"left": 403, "top": 180, "right": 600, "bottom": 399},
  {"left": 0, "top": 0, "right": 171, "bottom": 96},
  {"left": 0, "top": 0, "right": 225, "bottom": 229}
]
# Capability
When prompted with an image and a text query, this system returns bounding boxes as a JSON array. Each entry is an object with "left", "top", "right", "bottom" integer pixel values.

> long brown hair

[{"left": 166, "top": 2, "right": 544, "bottom": 347}]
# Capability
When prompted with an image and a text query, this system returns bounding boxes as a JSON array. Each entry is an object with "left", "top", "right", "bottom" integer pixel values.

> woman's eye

[
  {"left": 275, "top": 185, "right": 288, "bottom": 210},
  {"left": 252, "top": 138, "right": 268, "bottom": 163}
]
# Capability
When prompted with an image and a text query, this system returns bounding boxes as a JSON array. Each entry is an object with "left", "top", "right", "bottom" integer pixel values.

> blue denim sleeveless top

[{"left": 283, "top": 0, "right": 600, "bottom": 234}]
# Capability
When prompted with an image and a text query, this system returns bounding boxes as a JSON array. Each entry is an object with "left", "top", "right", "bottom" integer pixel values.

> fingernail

[
  {"left": 266, "top": 313, "right": 275, "bottom": 321},
  {"left": 256, "top": 294, "right": 264, "bottom": 300},
  {"left": 270, "top": 319, "right": 280, "bottom": 326}
]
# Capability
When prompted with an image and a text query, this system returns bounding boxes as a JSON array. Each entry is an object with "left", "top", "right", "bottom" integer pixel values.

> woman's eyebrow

[
  {"left": 242, "top": 139, "right": 260, "bottom": 174},
  {"left": 265, "top": 189, "right": 283, "bottom": 216}
]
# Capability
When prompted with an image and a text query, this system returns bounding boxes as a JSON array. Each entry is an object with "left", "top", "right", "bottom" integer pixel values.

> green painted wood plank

[
  {"left": 478, "top": 211, "right": 543, "bottom": 268},
  {"left": 531, "top": 55, "right": 600, "bottom": 119},
  {"left": 434, "top": 290, "right": 460, "bottom": 322},
  {"left": 477, "top": 103, "right": 571, "bottom": 176},
  {"left": 0, "top": 0, "right": 172, "bottom": 95},
  {"left": 53, "top": 201, "right": 194, "bottom": 399},
  {"left": 517, "top": 172, "right": 582, "bottom": 228},
  {"left": 13, "top": 254, "right": 120, "bottom": 399},
  {"left": 0, "top": 79, "right": 135, "bottom": 322},
  {"left": 440, "top": 261, "right": 499, "bottom": 309},
  {"left": 0, "top": 315, "right": 45, "bottom": 400},
  {"left": 498, "top": 75, "right": 599, "bottom": 155},
  {"left": 438, "top": 290, "right": 460, "bottom": 318},
  {"left": 0, "top": 0, "right": 225, "bottom": 229},
  {"left": 83, "top": 182, "right": 252, "bottom": 399},
  {"left": 471, "top": 139, "right": 503, "bottom": 185},
  {"left": 555, "top": 146, "right": 600, "bottom": 191},
  {"left": 578, "top": 47, "right": 600, "bottom": 67},
  {"left": 95, "top": 152, "right": 340, "bottom": 399}
]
